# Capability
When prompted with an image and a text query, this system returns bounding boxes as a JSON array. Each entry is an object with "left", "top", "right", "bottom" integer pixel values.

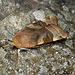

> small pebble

[{"left": 33, "top": 10, "right": 45, "bottom": 20}]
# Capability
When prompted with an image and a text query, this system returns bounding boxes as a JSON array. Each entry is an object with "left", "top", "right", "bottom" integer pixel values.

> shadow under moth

[{"left": 12, "top": 15, "right": 68, "bottom": 48}]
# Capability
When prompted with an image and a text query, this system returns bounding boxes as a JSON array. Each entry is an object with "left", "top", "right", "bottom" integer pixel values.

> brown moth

[{"left": 12, "top": 15, "right": 68, "bottom": 48}]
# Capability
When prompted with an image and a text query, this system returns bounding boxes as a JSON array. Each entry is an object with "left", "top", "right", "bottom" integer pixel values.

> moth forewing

[
  {"left": 12, "top": 15, "right": 68, "bottom": 48},
  {"left": 41, "top": 15, "right": 58, "bottom": 26}
]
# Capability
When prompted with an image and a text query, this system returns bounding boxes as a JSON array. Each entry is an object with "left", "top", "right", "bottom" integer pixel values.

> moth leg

[{"left": 19, "top": 48, "right": 32, "bottom": 51}]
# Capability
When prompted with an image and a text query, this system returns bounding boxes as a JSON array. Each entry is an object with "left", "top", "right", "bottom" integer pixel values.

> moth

[{"left": 12, "top": 15, "right": 68, "bottom": 48}]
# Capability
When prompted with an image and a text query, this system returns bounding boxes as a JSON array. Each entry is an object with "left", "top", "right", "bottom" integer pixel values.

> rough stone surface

[
  {"left": 0, "top": 0, "right": 75, "bottom": 75},
  {"left": 33, "top": 10, "right": 45, "bottom": 20}
]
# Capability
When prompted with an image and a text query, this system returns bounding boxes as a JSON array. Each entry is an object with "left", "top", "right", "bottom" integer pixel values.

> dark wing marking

[{"left": 29, "top": 27, "right": 53, "bottom": 47}]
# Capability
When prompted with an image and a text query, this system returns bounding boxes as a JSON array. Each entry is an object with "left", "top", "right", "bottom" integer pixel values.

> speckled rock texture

[{"left": 0, "top": 0, "right": 75, "bottom": 75}]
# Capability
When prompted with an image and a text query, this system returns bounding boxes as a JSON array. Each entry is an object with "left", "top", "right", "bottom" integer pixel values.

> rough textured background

[{"left": 0, "top": 0, "right": 75, "bottom": 75}]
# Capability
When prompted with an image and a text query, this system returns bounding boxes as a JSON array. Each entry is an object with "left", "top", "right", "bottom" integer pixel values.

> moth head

[
  {"left": 51, "top": 25, "right": 68, "bottom": 41},
  {"left": 53, "top": 33, "right": 68, "bottom": 41}
]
